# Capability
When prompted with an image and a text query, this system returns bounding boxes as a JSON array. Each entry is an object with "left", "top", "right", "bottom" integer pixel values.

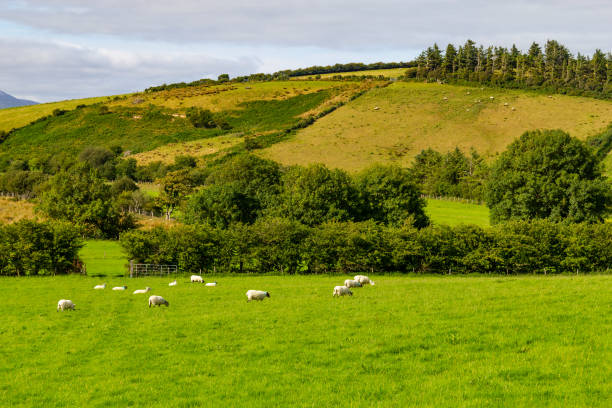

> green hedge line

[
  {"left": 120, "top": 219, "right": 612, "bottom": 275},
  {"left": 0, "top": 220, "right": 83, "bottom": 276}
]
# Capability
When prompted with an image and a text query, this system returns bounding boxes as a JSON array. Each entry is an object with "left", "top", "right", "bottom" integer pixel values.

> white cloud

[
  {"left": 0, "top": 38, "right": 260, "bottom": 101},
  {"left": 1, "top": 0, "right": 611, "bottom": 52},
  {"left": 0, "top": 1, "right": 611, "bottom": 101}
]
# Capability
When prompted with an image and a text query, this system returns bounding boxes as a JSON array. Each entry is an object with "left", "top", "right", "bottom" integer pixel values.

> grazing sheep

[
  {"left": 344, "top": 279, "right": 362, "bottom": 288},
  {"left": 57, "top": 299, "right": 75, "bottom": 311},
  {"left": 168, "top": 280, "right": 177, "bottom": 286},
  {"left": 112, "top": 286, "right": 127, "bottom": 291},
  {"left": 333, "top": 286, "right": 353, "bottom": 297},
  {"left": 246, "top": 290, "right": 270, "bottom": 301},
  {"left": 191, "top": 275, "right": 204, "bottom": 283},
  {"left": 93, "top": 283, "right": 106, "bottom": 290},
  {"left": 205, "top": 282, "right": 217, "bottom": 287},
  {"left": 354, "top": 275, "right": 376, "bottom": 286},
  {"left": 148, "top": 295, "right": 169, "bottom": 307},
  {"left": 133, "top": 287, "right": 151, "bottom": 294}
]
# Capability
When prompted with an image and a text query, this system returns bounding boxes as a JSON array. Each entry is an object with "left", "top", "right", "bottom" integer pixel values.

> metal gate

[{"left": 129, "top": 260, "right": 178, "bottom": 277}]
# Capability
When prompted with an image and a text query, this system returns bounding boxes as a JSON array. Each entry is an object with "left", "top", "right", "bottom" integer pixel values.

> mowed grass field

[
  {"left": 0, "top": 274, "right": 610, "bottom": 407},
  {"left": 260, "top": 82, "right": 612, "bottom": 172}
]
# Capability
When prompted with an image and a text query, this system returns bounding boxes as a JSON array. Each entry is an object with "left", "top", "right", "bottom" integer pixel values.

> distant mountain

[{"left": 0, "top": 90, "right": 38, "bottom": 109}]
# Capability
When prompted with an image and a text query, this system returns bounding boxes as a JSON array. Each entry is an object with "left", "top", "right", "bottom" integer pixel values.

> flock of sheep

[{"left": 56, "top": 274, "right": 375, "bottom": 311}]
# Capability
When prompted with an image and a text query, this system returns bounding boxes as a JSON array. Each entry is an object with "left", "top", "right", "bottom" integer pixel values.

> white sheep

[
  {"left": 168, "top": 280, "right": 177, "bottom": 286},
  {"left": 133, "top": 287, "right": 151, "bottom": 294},
  {"left": 191, "top": 275, "right": 204, "bottom": 283},
  {"left": 148, "top": 295, "right": 169, "bottom": 307},
  {"left": 333, "top": 286, "right": 353, "bottom": 297},
  {"left": 344, "top": 279, "right": 362, "bottom": 288},
  {"left": 354, "top": 275, "right": 375, "bottom": 286},
  {"left": 246, "top": 290, "right": 270, "bottom": 301},
  {"left": 57, "top": 299, "right": 75, "bottom": 311},
  {"left": 112, "top": 286, "right": 127, "bottom": 291},
  {"left": 205, "top": 282, "right": 217, "bottom": 287},
  {"left": 93, "top": 283, "right": 106, "bottom": 290}
]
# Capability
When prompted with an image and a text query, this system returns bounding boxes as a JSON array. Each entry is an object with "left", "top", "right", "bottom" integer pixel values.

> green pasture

[
  {"left": 0, "top": 274, "right": 610, "bottom": 407},
  {"left": 425, "top": 198, "right": 490, "bottom": 226}
]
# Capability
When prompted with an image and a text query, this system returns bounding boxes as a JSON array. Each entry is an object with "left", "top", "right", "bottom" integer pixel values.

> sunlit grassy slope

[
  {"left": 1, "top": 274, "right": 610, "bottom": 407},
  {"left": 260, "top": 82, "right": 612, "bottom": 172},
  {"left": 0, "top": 95, "right": 114, "bottom": 132},
  {"left": 109, "top": 81, "right": 342, "bottom": 113},
  {"left": 0, "top": 197, "right": 38, "bottom": 223}
]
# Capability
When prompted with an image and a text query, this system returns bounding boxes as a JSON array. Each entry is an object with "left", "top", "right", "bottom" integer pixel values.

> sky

[{"left": 1, "top": 0, "right": 611, "bottom": 102}]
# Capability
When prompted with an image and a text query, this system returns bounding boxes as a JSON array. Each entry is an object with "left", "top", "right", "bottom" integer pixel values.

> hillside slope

[
  {"left": 260, "top": 82, "right": 612, "bottom": 172},
  {"left": 0, "top": 81, "right": 372, "bottom": 162},
  {"left": 0, "top": 95, "right": 112, "bottom": 132}
]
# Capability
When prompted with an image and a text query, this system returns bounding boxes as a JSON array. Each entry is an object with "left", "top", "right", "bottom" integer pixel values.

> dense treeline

[
  {"left": 411, "top": 40, "right": 612, "bottom": 98},
  {"left": 144, "top": 62, "right": 413, "bottom": 92},
  {"left": 0, "top": 220, "right": 83, "bottom": 276},
  {"left": 0, "top": 129, "right": 610, "bottom": 239},
  {"left": 120, "top": 219, "right": 612, "bottom": 275}
]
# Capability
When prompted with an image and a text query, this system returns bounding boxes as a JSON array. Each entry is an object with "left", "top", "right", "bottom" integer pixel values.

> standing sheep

[
  {"left": 354, "top": 275, "right": 375, "bottom": 286},
  {"left": 112, "top": 286, "right": 128, "bottom": 291},
  {"left": 133, "top": 287, "right": 151, "bottom": 294},
  {"left": 93, "top": 283, "right": 106, "bottom": 290},
  {"left": 333, "top": 286, "right": 353, "bottom": 297},
  {"left": 191, "top": 275, "right": 204, "bottom": 283},
  {"left": 344, "top": 279, "right": 362, "bottom": 288},
  {"left": 246, "top": 290, "right": 270, "bottom": 301},
  {"left": 148, "top": 295, "right": 169, "bottom": 307},
  {"left": 57, "top": 299, "right": 75, "bottom": 311}
]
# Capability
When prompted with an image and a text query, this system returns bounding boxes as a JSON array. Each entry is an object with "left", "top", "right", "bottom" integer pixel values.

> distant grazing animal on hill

[{"left": 191, "top": 275, "right": 203, "bottom": 283}]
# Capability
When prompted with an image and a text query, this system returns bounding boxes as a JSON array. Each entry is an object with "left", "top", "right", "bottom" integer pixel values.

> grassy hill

[
  {"left": 3, "top": 79, "right": 611, "bottom": 172},
  {"left": 0, "top": 81, "right": 374, "bottom": 163},
  {"left": 260, "top": 82, "right": 612, "bottom": 172},
  {"left": 0, "top": 95, "right": 113, "bottom": 132}
]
